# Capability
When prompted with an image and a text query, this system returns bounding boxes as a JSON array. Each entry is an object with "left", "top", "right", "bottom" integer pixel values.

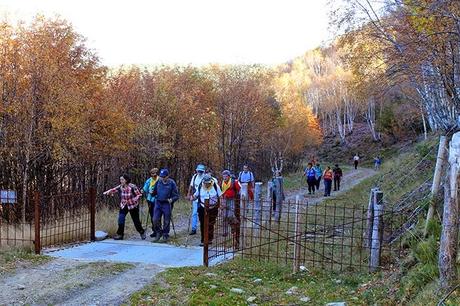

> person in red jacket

[
  {"left": 323, "top": 166, "right": 334, "bottom": 197},
  {"left": 221, "top": 170, "right": 241, "bottom": 249}
]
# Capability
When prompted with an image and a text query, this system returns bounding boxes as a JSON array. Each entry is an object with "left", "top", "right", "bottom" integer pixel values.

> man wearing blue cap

[
  {"left": 186, "top": 164, "right": 206, "bottom": 235},
  {"left": 150, "top": 169, "right": 179, "bottom": 243}
]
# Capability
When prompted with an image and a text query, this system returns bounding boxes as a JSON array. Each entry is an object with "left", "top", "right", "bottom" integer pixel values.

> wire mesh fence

[
  {"left": 205, "top": 197, "right": 405, "bottom": 272},
  {"left": 0, "top": 189, "right": 95, "bottom": 253}
]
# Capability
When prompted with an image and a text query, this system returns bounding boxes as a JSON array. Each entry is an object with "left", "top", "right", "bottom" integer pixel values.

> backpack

[
  {"left": 238, "top": 171, "right": 254, "bottom": 183},
  {"left": 306, "top": 169, "right": 316, "bottom": 178}
]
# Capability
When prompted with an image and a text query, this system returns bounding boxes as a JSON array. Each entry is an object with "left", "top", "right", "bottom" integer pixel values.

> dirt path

[
  {"left": 0, "top": 258, "right": 162, "bottom": 305},
  {"left": 285, "top": 167, "right": 377, "bottom": 202}
]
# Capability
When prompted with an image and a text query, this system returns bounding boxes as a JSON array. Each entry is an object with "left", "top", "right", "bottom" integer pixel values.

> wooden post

[
  {"left": 203, "top": 199, "right": 210, "bottom": 267},
  {"left": 424, "top": 136, "right": 448, "bottom": 236},
  {"left": 267, "top": 180, "right": 273, "bottom": 202},
  {"left": 254, "top": 182, "right": 262, "bottom": 229},
  {"left": 34, "top": 191, "right": 41, "bottom": 254},
  {"left": 293, "top": 195, "right": 302, "bottom": 273},
  {"left": 439, "top": 132, "right": 460, "bottom": 289},
  {"left": 89, "top": 188, "right": 96, "bottom": 241},
  {"left": 273, "top": 177, "right": 284, "bottom": 222},
  {"left": 370, "top": 190, "right": 384, "bottom": 272}
]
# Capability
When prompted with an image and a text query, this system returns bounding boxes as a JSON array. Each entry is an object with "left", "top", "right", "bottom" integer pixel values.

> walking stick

[{"left": 184, "top": 200, "right": 193, "bottom": 246}]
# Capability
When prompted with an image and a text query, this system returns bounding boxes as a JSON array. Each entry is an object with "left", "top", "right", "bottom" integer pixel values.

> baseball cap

[
  {"left": 202, "top": 174, "right": 213, "bottom": 183},
  {"left": 159, "top": 169, "right": 169, "bottom": 178},
  {"left": 196, "top": 164, "right": 206, "bottom": 172}
]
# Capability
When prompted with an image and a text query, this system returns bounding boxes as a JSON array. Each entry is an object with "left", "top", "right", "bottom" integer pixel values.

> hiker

[
  {"left": 221, "top": 170, "right": 241, "bottom": 249},
  {"left": 353, "top": 154, "right": 360, "bottom": 170},
  {"left": 313, "top": 163, "right": 323, "bottom": 190},
  {"left": 333, "top": 164, "right": 343, "bottom": 191},
  {"left": 143, "top": 167, "right": 159, "bottom": 237},
  {"left": 374, "top": 156, "right": 381, "bottom": 171},
  {"left": 323, "top": 166, "right": 334, "bottom": 197},
  {"left": 150, "top": 169, "right": 179, "bottom": 243},
  {"left": 103, "top": 174, "right": 146, "bottom": 240},
  {"left": 186, "top": 164, "right": 206, "bottom": 235},
  {"left": 238, "top": 165, "right": 255, "bottom": 200},
  {"left": 193, "top": 173, "right": 222, "bottom": 246},
  {"left": 304, "top": 163, "right": 317, "bottom": 195}
]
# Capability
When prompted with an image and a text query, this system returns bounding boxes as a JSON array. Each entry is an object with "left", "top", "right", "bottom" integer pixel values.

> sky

[{"left": 0, "top": 0, "right": 332, "bottom": 67}]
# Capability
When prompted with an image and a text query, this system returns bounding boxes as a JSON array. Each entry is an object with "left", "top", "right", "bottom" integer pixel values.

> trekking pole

[
  {"left": 170, "top": 202, "right": 177, "bottom": 238},
  {"left": 184, "top": 200, "right": 193, "bottom": 246}
]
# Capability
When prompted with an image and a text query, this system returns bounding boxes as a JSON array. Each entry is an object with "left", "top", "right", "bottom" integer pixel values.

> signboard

[{"left": 0, "top": 190, "right": 17, "bottom": 204}]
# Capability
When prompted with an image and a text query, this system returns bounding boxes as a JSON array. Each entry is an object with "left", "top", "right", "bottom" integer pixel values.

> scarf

[{"left": 222, "top": 179, "right": 232, "bottom": 194}]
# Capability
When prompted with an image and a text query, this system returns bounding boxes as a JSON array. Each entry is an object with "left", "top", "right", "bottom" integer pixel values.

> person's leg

[
  {"left": 162, "top": 203, "right": 172, "bottom": 240},
  {"left": 333, "top": 178, "right": 337, "bottom": 191},
  {"left": 153, "top": 201, "right": 163, "bottom": 239},
  {"left": 198, "top": 205, "right": 205, "bottom": 243},
  {"left": 191, "top": 200, "right": 198, "bottom": 232},
  {"left": 116, "top": 206, "right": 128, "bottom": 237},
  {"left": 233, "top": 200, "right": 241, "bottom": 249},
  {"left": 208, "top": 206, "right": 219, "bottom": 242},
  {"left": 147, "top": 200, "right": 155, "bottom": 234},
  {"left": 129, "top": 206, "right": 145, "bottom": 238},
  {"left": 328, "top": 180, "right": 332, "bottom": 196}
]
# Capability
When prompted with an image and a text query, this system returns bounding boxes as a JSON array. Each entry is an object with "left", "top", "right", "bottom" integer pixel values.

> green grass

[
  {"left": 129, "top": 258, "right": 390, "bottom": 305},
  {"left": 0, "top": 248, "right": 51, "bottom": 275}
]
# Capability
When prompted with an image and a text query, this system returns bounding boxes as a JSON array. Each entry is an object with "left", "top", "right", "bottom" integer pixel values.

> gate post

[
  {"left": 203, "top": 199, "right": 210, "bottom": 267},
  {"left": 240, "top": 183, "right": 248, "bottom": 253},
  {"left": 370, "top": 190, "right": 384, "bottom": 272},
  {"left": 254, "top": 182, "right": 263, "bottom": 228},
  {"left": 293, "top": 195, "right": 302, "bottom": 273},
  {"left": 89, "top": 188, "right": 96, "bottom": 241},
  {"left": 34, "top": 191, "right": 41, "bottom": 254}
]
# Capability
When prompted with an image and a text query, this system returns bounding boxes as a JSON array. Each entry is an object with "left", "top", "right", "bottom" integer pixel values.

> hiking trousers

[
  {"left": 334, "top": 177, "right": 341, "bottom": 191},
  {"left": 324, "top": 179, "right": 332, "bottom": 196},
  {"left": 307, "top": 178, "right": 316, "bottom": 193},
  {"left": 117, "top": 206, "right": 145, "bottom": 236},
  {"left": 153, "top": 201, "right": 172, "bottom": 238},
  {"left": 316, "top": 177, "right": 322, "bottom": 190},
  {"left": 198, "top": 205, "right": 219, "bottom": 243}
]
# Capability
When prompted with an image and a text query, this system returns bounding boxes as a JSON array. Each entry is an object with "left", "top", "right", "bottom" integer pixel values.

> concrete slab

[{"left": 44, "top": 239, "right": 203, "bottom": 268}]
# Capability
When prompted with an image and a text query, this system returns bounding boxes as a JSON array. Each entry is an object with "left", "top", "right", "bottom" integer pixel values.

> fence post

[
  {"left": 203, "top": 199, "right": 210, "bottom": 267},
  {"left": 34, "top": 191, "right": 41, "bottom": 255},
  {"left": 293, "top": 195, "right": 302, "bottom": 273},
  {"left": 365, "top": 188, "right": 378, "bottom": 248},
  {"left": 370, "top": 190, "right": 384, "bottom": 272},
  {"left": 254, "top": 182, "right": 262, "bottom": 229},
  {"left": 439, "top": 132, "right": 460, "bottom": 290},
  {"left": 240, "top": 183, "right": 248, "bottom": 251},
  {"left": 424, "top": 135, "right": 448, "bottom": 237},
  {"left": 273, "top": 177, "right": 284, "bottom": 222},
  {"left": 89, "top": 188, "right": 96, "bottom": 242}
]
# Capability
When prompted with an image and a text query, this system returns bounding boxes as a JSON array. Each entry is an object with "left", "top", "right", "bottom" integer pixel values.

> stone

[
  {"left": 247, "top": 296, "right": 257, "bottom": 303},
  {"left": 299, "top": 265, "right": 308, "bottom": 272},
  {"left": 335, "top": 279, "right": 342, "bottom": 284},
  {"left": 230, "top": 288, "right": 245, "bottom": 294},
  {"left": 210, "top": 285, "right": 217, "bottom": 289},
  {"left": 95, "top": 230, "right": 108, "bottom": 241},
  {"left": 205, "top": 272, "right": 217, "bottom": 277},
  {"left": 326, "top": 303, "right": 346, "bottom": 306},
  {"left": 300, "top": 296, "right": 311, "bottom": 302},
  {"left": 253, "top": 278, "right": 262, "bottom": 283},
  {"left": 285, "top": 286, "right": 298, "bottom": 295},
  {"left": 16, "top": 284, "right": 26, "bottom": 290}
]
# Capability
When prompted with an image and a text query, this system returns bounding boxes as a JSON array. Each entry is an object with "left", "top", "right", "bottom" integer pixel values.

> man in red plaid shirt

[{"left": 103, "top": 174, "right": 146, "bottom": 240}]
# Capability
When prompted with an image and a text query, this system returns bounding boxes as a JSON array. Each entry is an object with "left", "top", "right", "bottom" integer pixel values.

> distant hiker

[
  {"left": 186, "top": 164, "right": 206, "bottom": 235},
  {"left": 313, "top": 163, "right": 323, "bottom": 190},
  {"left": 103, "top": 174, "right": 146, "bottom": 240},
  {"left": 304, "top": 163, "right": 316, "bottom": 195},
  {"left": 193, "top": 173, "right": 222, "bottom": 246},
  {"left": 323, "top": 166, "right": 334, "bottom": 197},
  {"left": 374, "top": 156, "right": 382, "bottom": 171},
  {"left": 353, "top": 154, "right": 360, "bottom": 170},
  {"left": 333, "top": 164, "right": 343, "bottom": 191},
  {"left": 143, "top": 167, "right": 159, "bottom": 237},
  {"left": 150, "top": 169, "right": 179, "bottom": 243},
  {"left": 221, "top": 170, "right": 241, "bottom": 249},
  {"left": 238, "top": 165, "right": 255, "bottom": 200}
]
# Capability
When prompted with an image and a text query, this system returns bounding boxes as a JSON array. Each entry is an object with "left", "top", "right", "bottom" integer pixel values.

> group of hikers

[
  {"left": 304, "top": 161, "right": 343, "bottom": 197},
  {"left": 103, "top": 165, "right": 256, "bottom": 247}
]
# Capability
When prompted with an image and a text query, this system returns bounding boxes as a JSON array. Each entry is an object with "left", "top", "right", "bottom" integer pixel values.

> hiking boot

[
  {"left": 199, "top": 242, "right": 204, "bottom": 247},
  {"left": 140, "top": 232, "right": 146, "bottom": 240},
  {"left": 152, "top": 233, "right": 161, "bottom": 242},
  {"left": 150, "top": 232, "right": 156, "bottom": 238},
  {"left": 189, "top": 230, "right": 197, "bottom": 235},
  {"left": 160, "top": 236, "right": 169, "bottom": 243},
  {"left": 113, "top": 234, "right": 123, "bottom": 240}
]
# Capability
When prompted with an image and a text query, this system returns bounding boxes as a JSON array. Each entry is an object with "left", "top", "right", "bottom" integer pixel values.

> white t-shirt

[
  {"left": 190, "top": 173, "right": 204, "bottom": 191},
  {"left": 354, "top": 155, "right": 360, "bottom": 161},
  {"left": 194, "top": 182, "right": 222, "bottom": 207}
]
